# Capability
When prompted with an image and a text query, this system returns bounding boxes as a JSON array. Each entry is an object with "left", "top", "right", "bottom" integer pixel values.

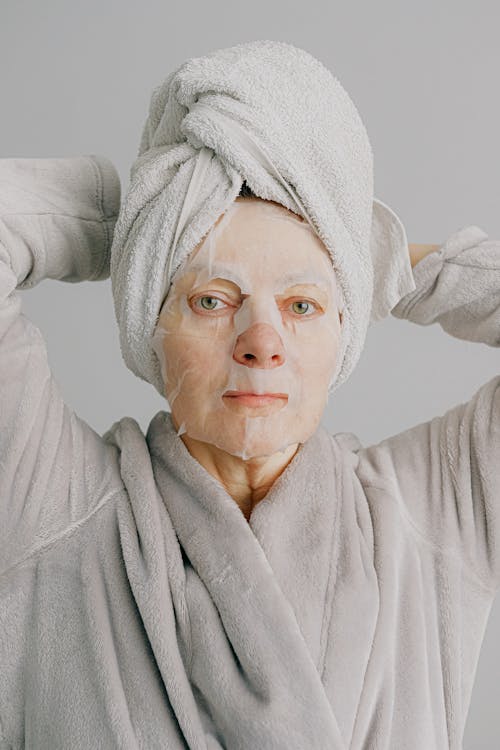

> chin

[
  {"left": 212, "top": 421, "right": 314, "bottom": 461},
  {"left": 219, "top": 438, "right": 299, "bottom": 462}
]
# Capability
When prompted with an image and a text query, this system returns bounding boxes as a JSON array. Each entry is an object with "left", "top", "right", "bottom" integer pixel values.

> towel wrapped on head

[{"left": 110, "top": 39, "right": 416, "bottom": 398}]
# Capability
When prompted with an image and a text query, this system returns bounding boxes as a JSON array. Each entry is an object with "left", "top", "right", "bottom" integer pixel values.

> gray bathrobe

[{"left": 0, "top": 156, "right": 499, "bottom": 749}]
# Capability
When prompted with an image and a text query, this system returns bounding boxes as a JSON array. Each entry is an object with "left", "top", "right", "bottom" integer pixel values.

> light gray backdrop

[{"left": 2, "top": 0, "right": 499, "bottom": 746}]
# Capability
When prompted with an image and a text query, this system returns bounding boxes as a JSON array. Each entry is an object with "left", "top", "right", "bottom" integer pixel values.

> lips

[
  {"left": 222, "top": 391, "right": 288, "bottom": 409},
  {"left": 223, "top": 391, "right": 288, "bottom": 399}
]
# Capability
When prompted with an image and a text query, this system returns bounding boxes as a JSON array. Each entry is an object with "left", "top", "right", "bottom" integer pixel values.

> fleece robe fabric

[{"left": 0, "top": 156, "right": 499, "bottom": 750}]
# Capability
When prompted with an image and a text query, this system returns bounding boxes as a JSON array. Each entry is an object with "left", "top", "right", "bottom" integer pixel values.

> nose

[{"left": 232, "top": 322, "right": 286, "bottom": 369}]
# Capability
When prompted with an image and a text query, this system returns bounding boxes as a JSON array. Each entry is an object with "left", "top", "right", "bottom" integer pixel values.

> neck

[{"left": 171, "top": 415, "right": 299, "bottom": 521}]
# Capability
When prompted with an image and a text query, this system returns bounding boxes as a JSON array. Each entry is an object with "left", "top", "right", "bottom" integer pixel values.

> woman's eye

[
  {"left": 290, "top": 300, "right": 318, "bottom": 316},
  {"left": 191, "top": 295, "right": 319, "bottom": 316},
  {"left": 193, "top": 295, "right": 228, "bottom": 312}
]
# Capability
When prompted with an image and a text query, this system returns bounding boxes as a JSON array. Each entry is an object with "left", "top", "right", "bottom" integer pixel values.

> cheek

[
  {"left": 293, "top": 321, "right": 340, "bottom": 375},
  {"left": 162, "top": 332, "right": 229, "bottom": 392}
]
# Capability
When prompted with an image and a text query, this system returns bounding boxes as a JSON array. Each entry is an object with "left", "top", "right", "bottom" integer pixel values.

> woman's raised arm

[
  {"left": 0, "top": 155, "right": 123, "bottom": 574},
  {"left": 358, "top": 224, "right": 500, "bottom": 591}
]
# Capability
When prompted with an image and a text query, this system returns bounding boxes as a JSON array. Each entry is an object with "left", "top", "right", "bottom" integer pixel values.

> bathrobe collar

[{"left": 141, "top": 410, "right": 348, "bottom": 748}]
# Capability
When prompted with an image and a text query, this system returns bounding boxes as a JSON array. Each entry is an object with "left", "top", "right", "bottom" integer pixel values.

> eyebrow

[
  {"left": 187, "top": 262, "right": 249, "bottom": 290},
  {"left": 187, "top": 262, "right": 329, "bottom": 290},
  {"left": 278, "top": 271, "right": 330, "bottom": 289}
]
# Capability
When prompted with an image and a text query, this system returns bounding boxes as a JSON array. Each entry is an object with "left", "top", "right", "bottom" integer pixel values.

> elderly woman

[{"left": 0, "top": 40, "right": 499, "bottom": 750}]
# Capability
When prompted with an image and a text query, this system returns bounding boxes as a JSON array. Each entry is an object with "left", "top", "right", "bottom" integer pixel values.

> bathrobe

[{"left": 0, "top": 157, "right": 499, "bottom": 750}]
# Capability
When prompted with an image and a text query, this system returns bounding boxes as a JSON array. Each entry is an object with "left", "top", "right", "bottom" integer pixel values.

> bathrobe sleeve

[
  {"left": 357, "top": 224, "right": 500, "bottom": 591},
  {"left": 0, "top": 155, "right": 122, "bottom": 574}
]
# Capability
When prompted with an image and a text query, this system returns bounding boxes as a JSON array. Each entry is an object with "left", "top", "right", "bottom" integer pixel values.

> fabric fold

[{"left": 143, "top": 411, "right": 349, "bottom": 749}]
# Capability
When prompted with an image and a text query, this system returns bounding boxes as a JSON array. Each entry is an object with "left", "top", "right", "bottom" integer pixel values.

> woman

[{"left": 0, "top": 40, "right": 499, "bottom": 749}]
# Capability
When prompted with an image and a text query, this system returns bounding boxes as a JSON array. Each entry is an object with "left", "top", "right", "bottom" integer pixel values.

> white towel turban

[{"left": 110, "top": 39, "right": 416, "bottom": 399}]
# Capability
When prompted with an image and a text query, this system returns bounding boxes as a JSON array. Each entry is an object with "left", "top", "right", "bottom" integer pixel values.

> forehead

[{"left": 182, "top": 197, "right": 335, "bottom": 284}]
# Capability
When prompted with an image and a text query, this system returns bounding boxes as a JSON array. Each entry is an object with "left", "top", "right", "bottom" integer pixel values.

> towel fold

[{"left": 110, "top": 39, "right": 417, "bottom": 398}]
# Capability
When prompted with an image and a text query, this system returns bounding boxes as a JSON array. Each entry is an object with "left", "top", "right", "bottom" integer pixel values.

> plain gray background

[{"left": 1, "top": 0, "right": 499, "bottom": 746}]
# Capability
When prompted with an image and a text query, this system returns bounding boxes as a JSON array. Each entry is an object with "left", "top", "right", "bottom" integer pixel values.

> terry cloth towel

[
  {"left": 109, "top": 39, "right": 417, "bottom": 399},
  {"left": 0, "top": 155, "right": 499, "bottom": 748}
]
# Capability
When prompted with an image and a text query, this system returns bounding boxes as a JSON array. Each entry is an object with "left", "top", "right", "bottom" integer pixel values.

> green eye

[
  {"left": 199, "top": 296, "right": 219, "bottom": 310},
  {"left": 292, "top": 300, "right": 312, "bottom": 315}
]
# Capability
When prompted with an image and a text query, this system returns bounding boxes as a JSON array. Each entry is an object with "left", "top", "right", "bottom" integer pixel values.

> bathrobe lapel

[{"left": 147, "top": 412, "right": 348, "bottom": 749}]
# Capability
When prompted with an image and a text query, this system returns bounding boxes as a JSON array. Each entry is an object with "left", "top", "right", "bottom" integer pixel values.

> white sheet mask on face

[{"left": 151, "top": 197, "right": 345, "bottom": 460}]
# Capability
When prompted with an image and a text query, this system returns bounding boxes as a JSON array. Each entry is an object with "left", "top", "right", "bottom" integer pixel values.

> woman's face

[{"left": 152, "top": 197, "right": 343, "bottom": 459}]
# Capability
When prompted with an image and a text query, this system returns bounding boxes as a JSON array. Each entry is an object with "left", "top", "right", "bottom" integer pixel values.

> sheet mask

[{"left": 151, "top": 197, "right": 344, "bottom": 460}]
